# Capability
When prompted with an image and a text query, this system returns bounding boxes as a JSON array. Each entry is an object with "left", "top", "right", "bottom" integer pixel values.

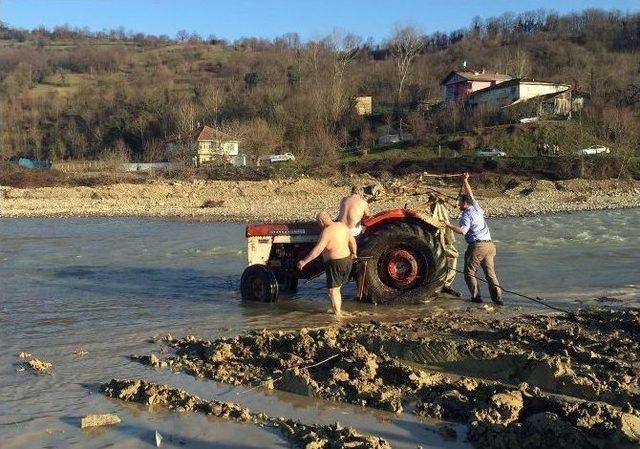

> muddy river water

[{"left": 1, "top": 209, "right": 639, "bottom": 449}]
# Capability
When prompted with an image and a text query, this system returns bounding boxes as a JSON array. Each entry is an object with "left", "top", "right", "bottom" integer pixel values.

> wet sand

[
  {"left": 129, "top": 307, "right": 640, "bottom": 448},
  {"left": 2, "top": 177, "right": 639, "bottom": 220}
]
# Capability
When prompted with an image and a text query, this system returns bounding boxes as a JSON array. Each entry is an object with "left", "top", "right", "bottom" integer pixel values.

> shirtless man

[
  {"left": 337, "top": 186, "right": 371, "bottom": 237},
  {"left": 297, "top": 211, "right": 357, "bottom": 317}
]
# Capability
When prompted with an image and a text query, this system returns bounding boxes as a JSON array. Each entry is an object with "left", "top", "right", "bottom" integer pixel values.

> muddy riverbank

[
  {"left": 2, "top": 176, "right": 639, "bottom": 220},
  {"left": 131, "top": 307, "right": 640, "bottom": 449}
]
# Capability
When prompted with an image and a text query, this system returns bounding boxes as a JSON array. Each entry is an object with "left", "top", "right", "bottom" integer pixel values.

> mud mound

[
  {"left": 16, "top": 352, "right": 53, "bottom": 374},
  {"left": 103, "top": 378, "right": 252, "bottom": 420},
  {"left": 135, "top": 328, "right": 442, "bottom": 412},
  {"left": 491, "top": 309, "right": 640, "bottom": 407},
  {"left": 102, "top": 379, "right": 390, "bottom": 449},
  {"left": 357, "top": 309, "right": 640, "bottom": 410},
  {"left": 136, "top": 308, "right": 640, "bottom": 411},
  {"left": 416, "top": 381, "right": 640, "bottom": 449},
  {"left": 130, "top": 308, "right": 640, "bottom": 449}
]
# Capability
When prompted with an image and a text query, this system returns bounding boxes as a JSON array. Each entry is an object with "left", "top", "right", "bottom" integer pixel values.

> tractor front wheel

[
  {"left": 359, "top": 222, "right": 447, "bottom": 304},
  {"left": 240, "top": 264, "right": 279, "bottom": 302}
]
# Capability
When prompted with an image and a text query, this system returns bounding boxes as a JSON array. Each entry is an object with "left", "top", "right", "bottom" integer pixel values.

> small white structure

[
  {"left": 378, "top": 132, "right": 414, "bottom": 145},
  {"left": 355, "top": 96, "right": 373, "bottom": 115},
  {"left": 576, "top": 145, "right": 610, "bottom": 156}
]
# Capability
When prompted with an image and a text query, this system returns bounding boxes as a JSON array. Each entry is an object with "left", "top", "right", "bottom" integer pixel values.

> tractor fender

[{"left": 362, "top": 209, "right": 443, "bottom": 236}]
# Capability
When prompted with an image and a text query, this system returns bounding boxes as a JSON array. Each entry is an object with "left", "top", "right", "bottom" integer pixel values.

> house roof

[
  {"left": 168, "top": 125, "right": 237, "bottom": 143},
  {"left": 440, "top": 70, "right": 513, "bottom": 85},
  {"left": 192, "top": 125, "right": 236, "bottom": 142}
]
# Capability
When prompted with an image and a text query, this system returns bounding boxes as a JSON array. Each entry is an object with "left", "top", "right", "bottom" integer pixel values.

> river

[{"left": 1, "top": 209, "right": 638, "bottom": 448}]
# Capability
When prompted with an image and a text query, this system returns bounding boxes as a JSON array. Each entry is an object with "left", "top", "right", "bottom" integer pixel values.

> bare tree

[
  {"left": 388, "top": 26, "right": 424, "bottom": 133},
  {"left": 239, "top": 118, "right": 284, "bottom": 158},
  {"left": 175, "top": 99, "right": 196, "bottom": 135},
  {"left": 498, "top": 47, "right": 531, "bottom": 77},
  {"left": 302, "top": 31, "right": 361, "bottom": 127},
  {"left": 142, "top": 138, "right": 165, "bottom": 162},
  {"left": 325, "top": 30, "right": 361, "bottom": 124},
  {"left": 508, "top": 47, "right": 531, "bottom": 77},
  {"left": 176, "top": 29, "right": 189, "bottom": 43},
  {"left": 194, "top": 81, "right": 223, "bottom": 125}
]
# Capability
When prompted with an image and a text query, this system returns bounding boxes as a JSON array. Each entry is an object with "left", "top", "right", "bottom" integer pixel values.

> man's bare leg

[{"left": 327, "top": 287, "right": 342, "bottom": 316}]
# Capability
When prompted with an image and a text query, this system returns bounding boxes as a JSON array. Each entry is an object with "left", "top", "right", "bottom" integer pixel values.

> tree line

[{"left": 0, "top": 8, "right": 638, "bottom": 164}]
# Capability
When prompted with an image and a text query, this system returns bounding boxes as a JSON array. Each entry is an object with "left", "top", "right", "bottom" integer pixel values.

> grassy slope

[{"left": 17, "top": 40, "right": 229, "bottom": 100}]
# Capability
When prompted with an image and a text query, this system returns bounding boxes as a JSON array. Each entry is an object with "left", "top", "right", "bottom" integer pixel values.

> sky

[{"left": 2, "top": 0, "right": 639, "bottom": 42}]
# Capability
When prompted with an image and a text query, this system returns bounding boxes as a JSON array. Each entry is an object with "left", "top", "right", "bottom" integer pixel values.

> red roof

[
  {"left": 168, "top": 124, "right": 236, "bottom": 142},
  {"left": 192, "top": 125, "right": 235, "bottom": 141}
]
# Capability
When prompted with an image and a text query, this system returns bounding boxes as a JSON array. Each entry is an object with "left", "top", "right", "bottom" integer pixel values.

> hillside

[{"left": 0, "top": 9, "right": 638, "bottom": 167}]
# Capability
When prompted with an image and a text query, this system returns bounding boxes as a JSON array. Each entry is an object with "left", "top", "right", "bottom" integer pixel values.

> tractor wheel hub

[{"left": 385, "top": 249, "right": 419, "bottom": 287}]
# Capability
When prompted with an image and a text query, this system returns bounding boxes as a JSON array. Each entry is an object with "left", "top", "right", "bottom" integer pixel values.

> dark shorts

[{"left": 325, "top": 257, "right": 353, "bottom": 289}]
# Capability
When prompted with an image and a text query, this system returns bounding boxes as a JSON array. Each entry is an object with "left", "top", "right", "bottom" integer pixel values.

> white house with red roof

[{"left": 167, "top": 124, "right": 239, "bottom": 166}]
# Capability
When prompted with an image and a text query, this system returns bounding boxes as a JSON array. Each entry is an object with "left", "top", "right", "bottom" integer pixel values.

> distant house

[
  {"left": 167, "top": 124, "right": 240, "bottom": 166},
  {"left": 355, "top": 96, "right": 372, "bottom": 115},
  {"left": 467, "top": 78, "right": 572, "bottom": 116},
  {"left": 440, "top": 70, "right": 513, "bottom": 102}
]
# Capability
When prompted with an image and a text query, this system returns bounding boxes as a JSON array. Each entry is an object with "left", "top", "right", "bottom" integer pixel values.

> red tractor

[{"left": 240, "top": 206, "right": 449, "bottom": 304}]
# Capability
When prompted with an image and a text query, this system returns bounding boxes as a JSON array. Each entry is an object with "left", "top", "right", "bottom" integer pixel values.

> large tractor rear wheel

[
  {"left": 240, "top": 264, "right": 279, "bottom": 302},
  {"left": 358, "top": 222, "right": 447, "bottom": 304}
]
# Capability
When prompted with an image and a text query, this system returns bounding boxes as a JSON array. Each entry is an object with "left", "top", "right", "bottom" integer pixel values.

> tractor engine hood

[{"left": 246, "top": 208, "right": 443, "bottom": 238}]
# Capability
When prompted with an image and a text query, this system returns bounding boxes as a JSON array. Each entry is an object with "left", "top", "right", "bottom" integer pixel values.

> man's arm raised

[{"left": 462, "top": 172, "right": 474, "bottom": 200}]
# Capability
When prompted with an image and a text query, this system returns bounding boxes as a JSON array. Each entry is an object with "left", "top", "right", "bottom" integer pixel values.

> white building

[
  {"left": 167, "top": 124, "right": 240, "bottom": 166},
  {"left": 467, "top": 78, "right": 571, "bottom": 113}
]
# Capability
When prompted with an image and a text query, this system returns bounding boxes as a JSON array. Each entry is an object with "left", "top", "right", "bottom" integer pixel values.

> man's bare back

[
  {"left": 297, "top": 212, "right": 357, "bottom": 270},
  {"left": 337, "top": 194, "right": 370, "bottom": 231},
  {"left": 320, "top": 222, "right": 352, "bottom": 261},
  {"left": 297, "top": 211, "right": 357, "bottom": 318}
]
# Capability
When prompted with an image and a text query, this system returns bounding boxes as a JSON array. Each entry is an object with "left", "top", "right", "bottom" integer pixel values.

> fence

[
  {"left": 120, "top": 163, "right": 177, "bottom": 172},
  {"left": 54, "top": 160, "right": 116, "bottom": 172},
  {"left": 54, "top": 161, "right": 178, "bottom": 172}
]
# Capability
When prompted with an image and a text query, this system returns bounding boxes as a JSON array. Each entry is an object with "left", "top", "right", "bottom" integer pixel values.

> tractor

[{"left": 240, "top": 206, "right": 450, "bottom": 304}]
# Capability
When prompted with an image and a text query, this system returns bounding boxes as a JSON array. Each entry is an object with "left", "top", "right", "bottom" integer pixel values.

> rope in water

[{"left": 448, "top": 266, "right": 577, "bottom": 317}]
